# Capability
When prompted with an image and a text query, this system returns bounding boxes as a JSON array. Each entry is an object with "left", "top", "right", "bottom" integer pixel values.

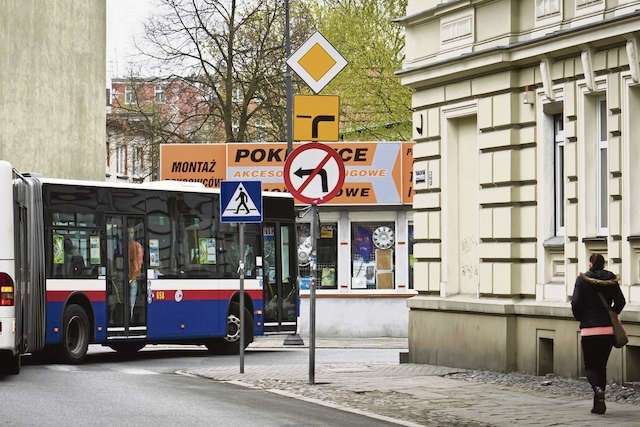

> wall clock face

[{"left": 372, "top": 226, "right": 394, "bottom": 249}]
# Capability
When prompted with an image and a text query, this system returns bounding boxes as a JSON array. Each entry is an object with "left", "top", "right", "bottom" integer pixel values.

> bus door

[
  {"left": 105, "top": 215, "right": 147, "bottom": 339},
  {"left": 262, "top": 222, "right": 297, "bottom": 333}
]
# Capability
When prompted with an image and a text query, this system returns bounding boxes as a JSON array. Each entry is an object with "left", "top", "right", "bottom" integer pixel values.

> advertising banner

[{"left": 160, "top": 142, "right": 414, "bottom": 205}]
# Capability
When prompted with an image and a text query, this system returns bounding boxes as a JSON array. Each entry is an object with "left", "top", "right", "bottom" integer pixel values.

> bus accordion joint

[{"left": 0, "top": 273, "right": 14, "bottom": 306}]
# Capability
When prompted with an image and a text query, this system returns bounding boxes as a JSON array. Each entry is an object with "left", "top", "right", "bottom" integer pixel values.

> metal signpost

[
  {"left": 220, "top": 180, "right": 262, "bottom": 374},
  {"left": 283, "top": 143, "right": 345, "bottom": 384}
]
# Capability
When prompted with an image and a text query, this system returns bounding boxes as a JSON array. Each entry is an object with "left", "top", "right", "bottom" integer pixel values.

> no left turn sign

[{"left": 283, "top": 143, "right": 345, "bottom": 205}]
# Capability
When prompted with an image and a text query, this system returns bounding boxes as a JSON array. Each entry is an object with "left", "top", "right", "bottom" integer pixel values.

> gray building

[
  {"left": 0, "top": 1, "right": 106, "bottom": 179},
  {"left": 399, "top": 0, "right": 640, "bottom": 382}
]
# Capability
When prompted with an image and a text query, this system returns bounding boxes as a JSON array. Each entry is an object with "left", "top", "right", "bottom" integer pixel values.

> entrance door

[
  {"left": 263, "top": 222, "right": 297, "bottom": 333},
  {"left": 106, "top": 216, "right": 147, "bottom": 339}
]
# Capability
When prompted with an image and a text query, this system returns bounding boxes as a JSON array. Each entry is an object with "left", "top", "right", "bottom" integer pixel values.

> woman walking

[{"left": 571, "top": 253, "right": 625, "bottom": 415}]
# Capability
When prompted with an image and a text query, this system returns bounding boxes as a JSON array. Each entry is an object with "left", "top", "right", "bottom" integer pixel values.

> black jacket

[{"left": 571, "top": 268, "right": 625, "bottom": 329}]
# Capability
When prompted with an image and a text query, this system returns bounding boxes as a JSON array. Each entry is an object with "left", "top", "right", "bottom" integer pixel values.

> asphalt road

[{"left": 0, "top": 344, "right": 401, "bottom": 426}]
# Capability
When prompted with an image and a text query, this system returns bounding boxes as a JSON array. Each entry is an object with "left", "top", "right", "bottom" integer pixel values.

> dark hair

[{"left": 589, "top": 253, "right": 606, "bottom": 271}]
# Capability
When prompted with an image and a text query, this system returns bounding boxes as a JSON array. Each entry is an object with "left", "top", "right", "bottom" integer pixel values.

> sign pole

[
  {"left": 309, "top": 202, "right": 318, "bottom": 385},
  {"left": 284, "top": 0, "right": 293, "bottom": 157},
  {"left": 239, "top": 222, "right": 245, "bottom": 374}
]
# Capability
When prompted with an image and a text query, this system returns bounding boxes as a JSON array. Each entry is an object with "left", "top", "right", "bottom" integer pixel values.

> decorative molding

[
  {"left": 581, "top": 48, "right": 596, "bottom": 91},
  {"left": 540, "top": 57, "right": 554, "bottom": 100},
  {"left": 626, "top": 36, "right": 639, "bottom": 84}
]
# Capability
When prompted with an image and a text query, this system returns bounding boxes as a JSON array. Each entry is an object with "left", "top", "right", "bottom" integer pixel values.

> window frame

[
  {"left": 124, "top": 86, "right": 136, "bottom": 105},
  {"left": 553, "top": 114, "right": 565, "bottom": 236},
  {"left": 596, "top": 96, "right": 608, "bottom": 235}
]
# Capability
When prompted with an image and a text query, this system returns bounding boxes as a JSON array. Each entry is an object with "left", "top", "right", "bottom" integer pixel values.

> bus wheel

[
  {"left": 109, "top": 343, "right": 145, "bottom": 354},
  {"left": 0, "top": 350, "right": 20, "bottom": 375},
  {"left": 206, "top": 304, "right": 252, "bottom": 355},
  {"left": 60, "top": 304, "right": 90, "bottom": 364}
]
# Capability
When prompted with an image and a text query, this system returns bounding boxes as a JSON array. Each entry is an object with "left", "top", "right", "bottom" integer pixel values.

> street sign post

[
  {"left": 286, "top": 31, "right": 347, "bottom": 94},
  {"left": 220, "top": 180, "right": 262, "bottom": 374},
  {"left": 283, "top": 144, "right": 344, "bottom": 384},
  {"left": 294, "top": 95, "right": 339, "bottom": 142}
]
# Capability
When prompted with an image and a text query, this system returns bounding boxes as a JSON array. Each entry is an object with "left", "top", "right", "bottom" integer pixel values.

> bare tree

[{"left": 139, "top": 0, "right": 313, "bottom": 143}]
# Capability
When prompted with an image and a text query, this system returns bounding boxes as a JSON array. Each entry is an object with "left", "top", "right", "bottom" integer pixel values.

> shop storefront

[{"left": 160, "top": 141, "right": 415, "bottom": 337}]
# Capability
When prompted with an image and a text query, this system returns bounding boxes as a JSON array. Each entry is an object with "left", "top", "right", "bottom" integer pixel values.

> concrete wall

[
  {"left": 0, "top": 1, "right": 106, "bottom": 180},
  {"left": 299, "top": 297, "right": 409, "bottom": 338},
  {"left": 400, "top": 0, "right": 640, "bottom": 382}
]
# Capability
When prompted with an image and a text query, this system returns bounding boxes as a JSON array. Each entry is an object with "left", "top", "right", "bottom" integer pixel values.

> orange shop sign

[{"left": 160, "top": 142, "right": 413, "bottom": 205}]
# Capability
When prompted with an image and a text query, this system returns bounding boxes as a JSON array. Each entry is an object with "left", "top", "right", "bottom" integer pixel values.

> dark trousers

[{"left": 581, "top": 335, "right": 614, "bottom": 390}]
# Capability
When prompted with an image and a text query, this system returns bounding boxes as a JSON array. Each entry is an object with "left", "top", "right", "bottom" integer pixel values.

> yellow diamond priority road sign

[{"left": 287, "top": 31, "right": 347, "bottom": 94}]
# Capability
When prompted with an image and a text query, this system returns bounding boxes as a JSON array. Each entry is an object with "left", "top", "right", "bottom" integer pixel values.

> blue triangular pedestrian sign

[{"left": 220, "top": 181, "right": 262, "bottom": 223}]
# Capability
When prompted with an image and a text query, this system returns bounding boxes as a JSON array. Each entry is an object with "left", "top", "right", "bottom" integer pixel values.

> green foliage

[{"left": 309, "top": 0, "right": 412, "bottom": 141}]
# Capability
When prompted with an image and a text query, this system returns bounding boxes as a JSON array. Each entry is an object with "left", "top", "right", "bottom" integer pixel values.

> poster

[
  {"left": 90, "top": 236, "right": 100, "bottom": 264},
  {"left": 198, "top": 238, "right": 217, "bottom": 264},
  {"left": 53, "top": 234, "right": 64, "bottom": 264},
  {"left": 149, "top": 239, "right": 160, "bottom": 267}
]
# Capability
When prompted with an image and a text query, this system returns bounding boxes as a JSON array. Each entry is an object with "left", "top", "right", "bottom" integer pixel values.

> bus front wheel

[
  {"left": 0, "top": 350, "right": 20, "bottom": 375},
  {"left": 60, "top": 304, "right": 90, "bottom": 364}
]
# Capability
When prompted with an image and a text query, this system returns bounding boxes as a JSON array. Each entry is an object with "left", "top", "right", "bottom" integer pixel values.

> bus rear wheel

[
  {"left": 0, "top": 350, "right": 20, "bottom": 375},
  {"left": 206, "top": 304, "right": 252, "bottom": 355},
  {"left": 60, "top": 304, "right": 90, "bottom": 364}
]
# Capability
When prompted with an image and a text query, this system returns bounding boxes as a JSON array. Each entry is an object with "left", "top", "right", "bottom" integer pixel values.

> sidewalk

[{"left": 186, "top": 336, "right": 640, "bottom": 426}]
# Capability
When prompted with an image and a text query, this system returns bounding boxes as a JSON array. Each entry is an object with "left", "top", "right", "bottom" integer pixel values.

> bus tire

[
  {"left": 60, "top": 304, "right": 90, "bottom": 364},
  {"left": 109, "top": 342, "right": 145, "bottom": 354},
  {"left": 0, "top": 350, "right": 20, "bottom": 375},
  {"left": 206, "top": 304, "right": 252, "bottom": 355}
]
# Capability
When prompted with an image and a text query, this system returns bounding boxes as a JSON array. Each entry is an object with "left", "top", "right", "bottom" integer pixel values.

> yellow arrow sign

[{"left": 294, "top": 95, "right": 339, "bottom": 142}]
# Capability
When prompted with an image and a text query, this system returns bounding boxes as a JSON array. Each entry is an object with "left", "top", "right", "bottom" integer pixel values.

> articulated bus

[{"left": 0, "top": 161, "right": 298, "bottom": 374}]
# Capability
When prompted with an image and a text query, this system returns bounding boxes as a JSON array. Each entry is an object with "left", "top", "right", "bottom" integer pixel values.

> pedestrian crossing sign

[{"left": 220, "top": 181, "right": 263, "bottom": 223}]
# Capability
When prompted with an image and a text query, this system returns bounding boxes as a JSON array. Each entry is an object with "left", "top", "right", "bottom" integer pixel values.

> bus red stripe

[
  {"left": 46, "top": 290, "right": 263, "bottom": 303},
  {"left": 154, "top": 289, "right": 263, "bottom": 301},
  {"left": 46, "top": 290, "right": 106, "bottom": 302}
]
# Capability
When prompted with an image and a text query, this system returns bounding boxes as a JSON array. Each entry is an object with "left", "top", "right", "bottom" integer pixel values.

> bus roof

[{"left": 37, "top": 176, "right": 294, "bottom": 199}]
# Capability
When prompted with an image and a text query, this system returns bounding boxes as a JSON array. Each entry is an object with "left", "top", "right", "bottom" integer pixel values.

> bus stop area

[{"left": 186, "top": 336, "right": 640, "bottom": 426}]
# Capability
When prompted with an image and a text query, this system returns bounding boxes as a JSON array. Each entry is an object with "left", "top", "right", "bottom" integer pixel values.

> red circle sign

[{"left": 283, "top": 143, "right": 345, "bottom": 205}]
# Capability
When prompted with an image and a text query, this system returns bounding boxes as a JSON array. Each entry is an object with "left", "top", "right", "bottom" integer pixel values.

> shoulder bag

[{"left": 596, "top": 292, "right": 628, "bottom": 348}]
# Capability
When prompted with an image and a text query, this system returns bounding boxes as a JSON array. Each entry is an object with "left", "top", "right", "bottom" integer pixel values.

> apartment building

[{"left": 398, "top": 0, "right": 640, "bottom": 381}]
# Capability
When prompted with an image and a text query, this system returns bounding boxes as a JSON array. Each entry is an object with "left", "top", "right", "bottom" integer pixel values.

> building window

[
  {"left": 351, "top": 222, "right": 395, "bottom": 290},
  {"left": 132, "top": 146, "right": 144, "bottom": 177},
  {"left": 125, "top": 86, "right": 136, "bottom": 105},
  {"left": 553, "top": 114, "right": 565, "bottom": 236},
  {"left": 297, "top": 223, "right": 338, "bottom": 290},
  {"left": 536, "top": 0, "right": 560, "bottom": 18},
  {"left": 116, "top": 145, "right": 126, "bottom": 175},
  {"left": 155, "top": 84, "right": 166, "bottom": 103},
  {"left": 408, "top": 222, "right": 414, "bottom": 290},
  {"left": 597, "top": 97, "right": 608, "bottom": 234}
]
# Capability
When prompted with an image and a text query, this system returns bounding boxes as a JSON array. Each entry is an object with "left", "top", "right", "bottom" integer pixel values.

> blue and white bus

[{"left": 0, "top": 161, "right": 298, "bottom": 374}]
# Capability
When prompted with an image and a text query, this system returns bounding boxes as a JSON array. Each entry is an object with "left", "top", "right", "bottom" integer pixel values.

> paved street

[{"left": 188, "top": 336, "right": 640, "bottom": 426}]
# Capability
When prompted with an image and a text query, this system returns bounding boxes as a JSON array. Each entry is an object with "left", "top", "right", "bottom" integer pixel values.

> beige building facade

[
  {"left": 399, "top": 0, "right": 640, "bottom": 382},
  {"left": 0, "top": 1, "right": 106, "bottom": 180}
]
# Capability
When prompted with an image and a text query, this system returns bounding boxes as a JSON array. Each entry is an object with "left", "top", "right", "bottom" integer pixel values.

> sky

[{"left": 106, "top": 0, "right": 157, "bottom": 82}]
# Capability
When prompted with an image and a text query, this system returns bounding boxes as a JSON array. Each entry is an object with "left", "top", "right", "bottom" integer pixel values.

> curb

[{"left": 176, "top": 371, "right": 421, "bottom": 426}]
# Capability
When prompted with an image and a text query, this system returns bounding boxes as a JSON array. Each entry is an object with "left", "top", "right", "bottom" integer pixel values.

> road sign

[
  {"left": 287, "top": 31, "right": 347, "bottom": 94},
  {"left": 294, "top": 95, "right": 339, "bottom": 141},
  {"left": 220, "top": 181, "right": 262, "bottom": 223},
  {"left": 283, "top": 143, "right": 345, "bottom": 205}
]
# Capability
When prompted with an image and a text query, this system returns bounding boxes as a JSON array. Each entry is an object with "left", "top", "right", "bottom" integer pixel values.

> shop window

[
  {"left": 351, "top": 222, "right": 395, "bottom": 290},
  {"left": 297, "top": 222, "right": 338, "bottom": 290}
]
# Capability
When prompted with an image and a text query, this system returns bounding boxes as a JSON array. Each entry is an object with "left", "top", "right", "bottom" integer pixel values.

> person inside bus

[{"left": 128, "top": 231, "right": 143, "bottom": 320}]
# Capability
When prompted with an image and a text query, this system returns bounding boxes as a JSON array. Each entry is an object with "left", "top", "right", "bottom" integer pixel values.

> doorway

[
  {"left": 105, "top": 215, "right": 147, "bottom": 339},
  {"left": 262, "top": 222, "right": 297, "bottom": 333}
]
